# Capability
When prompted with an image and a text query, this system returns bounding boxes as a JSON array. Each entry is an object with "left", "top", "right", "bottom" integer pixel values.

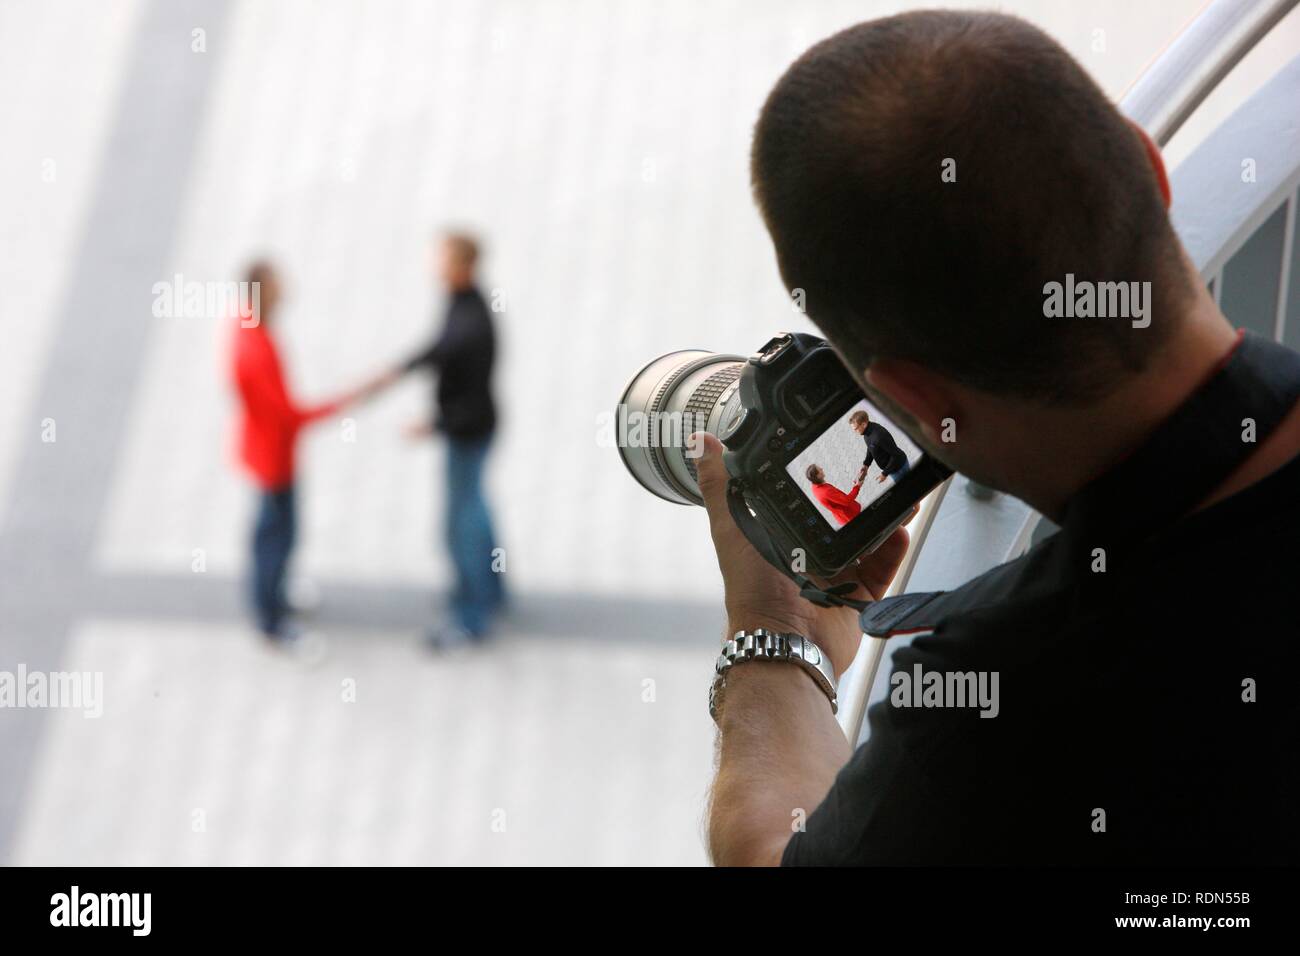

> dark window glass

[{"left": 1220, "top": 204, "right": 1287, "bottom": 340}]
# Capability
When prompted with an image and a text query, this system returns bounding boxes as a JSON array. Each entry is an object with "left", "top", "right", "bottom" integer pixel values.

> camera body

[{"left": 716, "top": 332, "right": 951, "bottom": 578}]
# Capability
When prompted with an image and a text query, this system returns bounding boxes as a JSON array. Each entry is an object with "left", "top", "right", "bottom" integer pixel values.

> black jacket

[
  {"left": 405, "top": 287, "right": 497, "bottom": 438},
  {"left": 861, "top": 422, "right": 907, "bottom": 475}
]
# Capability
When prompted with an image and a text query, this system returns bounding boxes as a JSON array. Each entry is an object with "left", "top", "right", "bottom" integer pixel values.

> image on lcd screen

[{"left": 785, "top": 398, "right": 924, "bottom": 530}]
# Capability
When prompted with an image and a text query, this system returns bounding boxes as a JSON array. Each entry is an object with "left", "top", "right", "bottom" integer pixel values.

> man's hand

[
  {"left": 694, "top": 433, "right": 911, "bottom": 677},
  {"left": 403, "top": 420, "right": 433, "bottom": 440},
  {"left": 696, "top": 432, "right": 915, "bottom": 867},
  {"left": 359, "top": 368, "right": 401, "bottom": 401},
  {"left": 856, "top": 465, "right": 868, "bottom": 484},
  {"left": 876, "top": 472, "right": 888, "bottom": 483},
  {"left": 334, "top": 369, "right": 401, "bottom": 411}
]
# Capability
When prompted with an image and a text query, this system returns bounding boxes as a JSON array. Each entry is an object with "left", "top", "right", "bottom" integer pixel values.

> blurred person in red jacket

[{"left": 230, "top": 260, "right": 381, "bottom": 645}]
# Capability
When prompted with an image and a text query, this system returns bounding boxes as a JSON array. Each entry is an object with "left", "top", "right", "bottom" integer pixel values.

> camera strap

[{"left": 734, "top": 331, "right": 1300, "bottom": 633}]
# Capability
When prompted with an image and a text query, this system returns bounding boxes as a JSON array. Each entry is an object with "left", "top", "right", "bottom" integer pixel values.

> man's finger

[
  {"left": 856, "top": 525, "right": 910, "bottom": 600},
  {"left": 692, "top": 432, "right": 731, "bottom": 521}
]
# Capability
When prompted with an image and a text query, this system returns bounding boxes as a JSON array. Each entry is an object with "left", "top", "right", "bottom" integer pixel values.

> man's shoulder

[
  {"left": 463, "top": 287, "right": 493, "bottom": 315},
  {"left": 449, "top": 289, "right": 496, "bottom": 333}
]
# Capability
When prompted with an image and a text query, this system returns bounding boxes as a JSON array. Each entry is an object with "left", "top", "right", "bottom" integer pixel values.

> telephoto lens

[{"left": 616, "top": 350, "right": 746, "bottom": 505}]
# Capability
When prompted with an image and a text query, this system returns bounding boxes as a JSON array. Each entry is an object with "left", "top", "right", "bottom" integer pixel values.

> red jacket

[
  {"left": 231, "top": 321, "right": 340, "bottom": 489},
  {"left": 811, "top": 481, "right": 863, "bottom": 526}
]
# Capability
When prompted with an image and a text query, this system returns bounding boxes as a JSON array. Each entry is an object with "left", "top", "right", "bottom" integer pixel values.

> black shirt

[
  {"left": 862, "top": 422, "right": 908, "bottom": 476},
  {"left": 405, "top": 287, "right": 497, "bottom": 439},
  {"left": 784, "top": 341, "right": 1300, "bottom": 866}
]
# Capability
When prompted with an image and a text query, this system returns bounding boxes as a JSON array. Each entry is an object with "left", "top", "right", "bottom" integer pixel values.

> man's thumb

[{"left": 692, "top": 432, "right": 728, "bottom": 506}]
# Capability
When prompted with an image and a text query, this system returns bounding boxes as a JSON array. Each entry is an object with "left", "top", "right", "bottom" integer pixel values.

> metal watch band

[{"left": 709, "top": 628, "right": 838, "bottom": 721}]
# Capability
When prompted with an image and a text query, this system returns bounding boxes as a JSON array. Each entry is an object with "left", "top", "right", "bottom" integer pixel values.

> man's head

[
  {"left": 849, "top": 410, "right": 870, "bottom": 435},
  {"left": 751, "top": 11, "right": 1211, "bottom": 509},
  {"left": 244, "top": 259, "right": 281, "bottom": 323},
  {"left": 806, "top": 464, "right": 825, "bottom": 485},
  {"left": 434, "top": 231, "right": 480, "bottom": 291}
]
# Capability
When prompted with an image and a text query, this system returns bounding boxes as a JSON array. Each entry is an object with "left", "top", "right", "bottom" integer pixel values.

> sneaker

[
  {"left": 265, "top": 622, "right": 328, "bottom": 667},
  {"left": 286, "top": 577, "right": 322, "bottom": 615},
  {"left": 424, "top": 622, "right": 475, "bottom": 656}
]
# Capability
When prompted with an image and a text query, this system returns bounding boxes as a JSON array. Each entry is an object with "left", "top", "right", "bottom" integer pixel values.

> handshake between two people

[
  {"left": 335, "top": 367, "right": 400, "bottom": 410},
  {"left": 856, "top": 464, "right": 887, "bottom": 485},
  {"left": 320, "top": 367, "right": 435, "bottom": 440}
]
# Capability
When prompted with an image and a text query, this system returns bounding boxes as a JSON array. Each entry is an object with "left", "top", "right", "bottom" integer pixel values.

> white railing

[{"left": 1120, "top": 0, "right": 1298, "bottom": 149}]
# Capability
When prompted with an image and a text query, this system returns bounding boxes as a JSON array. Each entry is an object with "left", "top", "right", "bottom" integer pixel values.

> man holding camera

[{"left": 699, "top": 11, "right": 1300, "bottom": 865}]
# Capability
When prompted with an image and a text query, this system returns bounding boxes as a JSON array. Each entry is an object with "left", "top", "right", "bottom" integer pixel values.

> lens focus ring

[
  {"left": 643, "top": 360, "right": 700, "bottom": 499},
  {"left": 683, "top": 364, "right": 743, "bottom": 482}
]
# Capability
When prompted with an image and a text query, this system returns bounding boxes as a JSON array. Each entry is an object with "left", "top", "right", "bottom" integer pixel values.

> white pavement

[{"left": 12, "top": 619, "right": 714, "bottom": 866}]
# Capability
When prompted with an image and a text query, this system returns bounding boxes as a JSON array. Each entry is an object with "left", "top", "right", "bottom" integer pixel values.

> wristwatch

[{"left": 709, "top": 629, "right": 838, "bottom": 721}]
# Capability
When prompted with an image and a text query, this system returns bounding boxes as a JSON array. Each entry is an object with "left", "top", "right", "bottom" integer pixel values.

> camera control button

[
  {"left": 718, "top": 401, "right": 753, "bottom": 445},
  {"left": 770, "top": 480, "right": 797, "bottom": 504}
]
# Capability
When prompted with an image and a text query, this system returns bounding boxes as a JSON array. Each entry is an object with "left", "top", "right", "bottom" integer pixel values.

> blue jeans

[
  {"left": 252, "top": 484, "right": 296, "bottom": 637},
  {"left": 445, "top": 436, "right": 503, "bottom": 636},
  {"left": 887, "top": 458, "right": 911, "bottom": 482}
]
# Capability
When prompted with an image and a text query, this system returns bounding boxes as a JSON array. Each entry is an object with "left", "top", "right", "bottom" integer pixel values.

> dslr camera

[{"left": 617, "top": 332, "right": 951, "bottom": 579}]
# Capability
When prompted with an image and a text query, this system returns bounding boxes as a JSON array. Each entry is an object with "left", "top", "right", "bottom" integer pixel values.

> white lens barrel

[{"left": 616, "top": 351, "right": 746, "bottom": 505}]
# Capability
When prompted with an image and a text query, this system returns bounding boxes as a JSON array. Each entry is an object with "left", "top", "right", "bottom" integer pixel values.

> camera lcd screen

[{"left": 784, "top": 398, "right": 924, "bottom": 532}]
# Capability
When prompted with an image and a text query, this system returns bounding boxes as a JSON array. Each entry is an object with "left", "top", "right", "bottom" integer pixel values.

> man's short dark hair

[{"left": 751, "top": 11, "right": 1191, "bottom": 404}]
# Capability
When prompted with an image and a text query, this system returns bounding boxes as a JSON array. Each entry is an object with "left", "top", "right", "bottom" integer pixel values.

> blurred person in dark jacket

[{"left": 398, "top": 232, "right": 505, "bottom": 648}]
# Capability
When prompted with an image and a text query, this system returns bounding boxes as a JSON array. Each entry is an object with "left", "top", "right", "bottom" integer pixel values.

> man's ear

[
  {"left": 1128, "top": 119, "right": 1171, "bottom": 209},
  {"left": 863, "top": 358, "right": 956, "bottom": 446}
]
